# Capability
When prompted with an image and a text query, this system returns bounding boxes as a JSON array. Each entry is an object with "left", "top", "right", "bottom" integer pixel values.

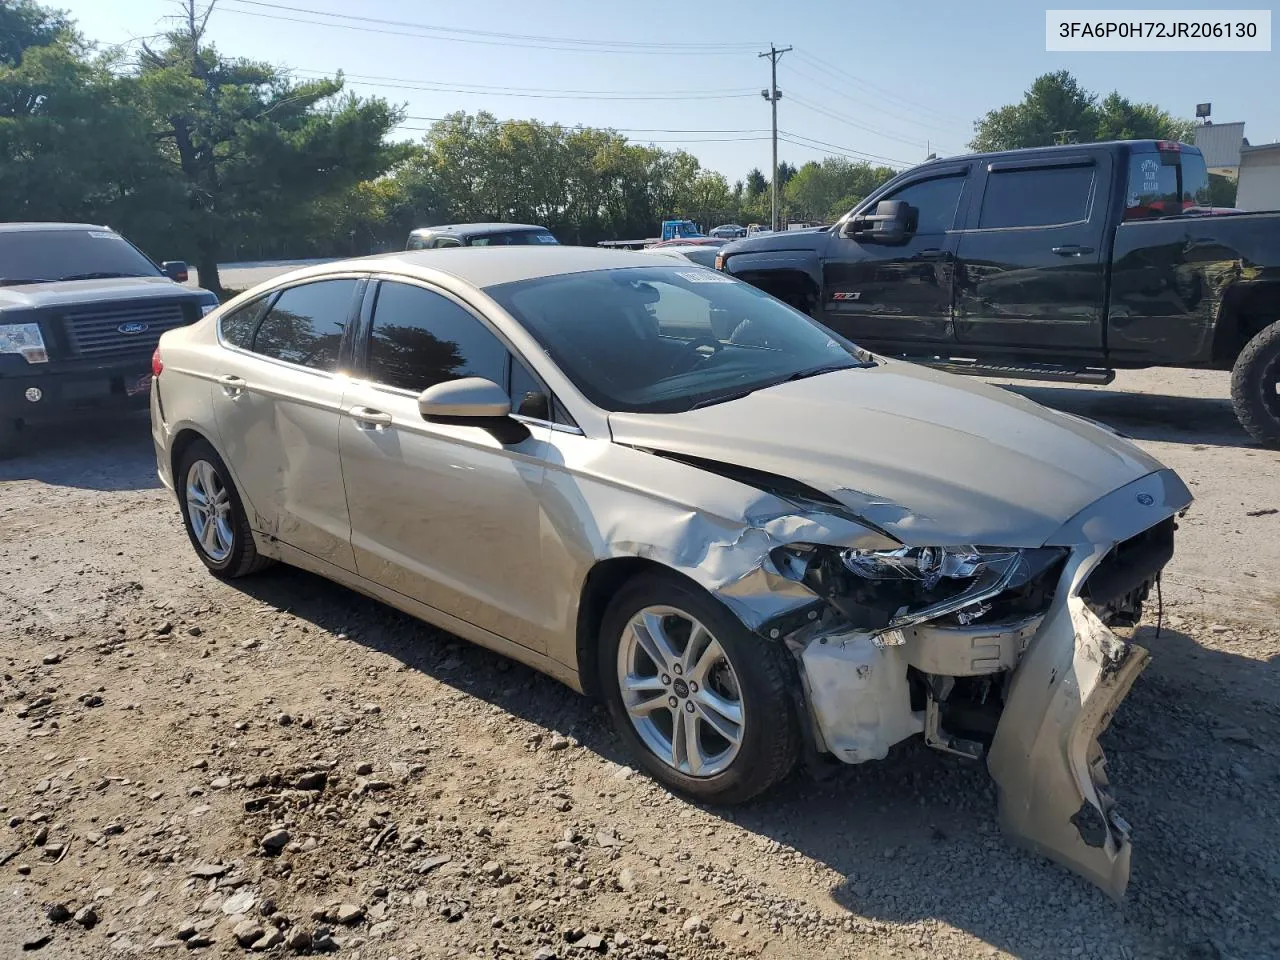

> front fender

[{"left": 724, "top": 250, "right": 823, "bottom": 296}]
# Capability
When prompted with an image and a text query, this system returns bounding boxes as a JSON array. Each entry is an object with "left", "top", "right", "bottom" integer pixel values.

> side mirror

[
  {"left": 161, "top": 260, "right": 189, "bottom": 283},
  {"left": 841, "top": 201, "right": 913, "bottom": 244},
  {"left": 418, "top": 377, "right": 511, "bottom": 420}
]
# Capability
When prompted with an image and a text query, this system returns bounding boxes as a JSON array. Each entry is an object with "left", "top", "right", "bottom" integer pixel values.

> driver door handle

[
  {"left": 217, "top": 375, "right": 246, "bottom": 397},
  {"left": 347, "top": 406, "right": 393, "bottom": 428},
  {"left": 1051, "top": 244, "right": 1094, "bottom": 257}
]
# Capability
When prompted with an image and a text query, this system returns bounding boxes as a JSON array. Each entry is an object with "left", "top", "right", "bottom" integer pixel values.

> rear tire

[
  {"left": 1231, "top": 319, "right": 1280, "bottom": 449},
  {"left": 598, "top": 572, "right": 799, "bottom": 804},
  {"left": 176, "top": 438, "right": 272, "bottom": 579}
]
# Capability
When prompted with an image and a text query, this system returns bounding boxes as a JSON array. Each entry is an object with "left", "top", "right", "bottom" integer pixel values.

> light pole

[{"left": 759, "top": 44, "right": 792, "bottom": 233}]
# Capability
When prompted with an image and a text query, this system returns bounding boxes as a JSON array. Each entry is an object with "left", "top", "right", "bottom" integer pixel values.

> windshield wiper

[
  {"left": 58, "top": 272, "right": 145, "bottom": 281},
  {"left": 689, "top": 387, "right": 762, "bottom": 410},
  {"left": 776, "top": 362, "right": 863, "bottom": 384}
]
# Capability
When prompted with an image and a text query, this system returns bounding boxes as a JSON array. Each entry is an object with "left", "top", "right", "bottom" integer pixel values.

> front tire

[
  {"left": 1231, "top": 319, "right": 1280, "bottom": 449},
  {"left": 598, "top": 573, "right": 799, "bottom": 804},
  {"left": 176, "top": 438, "right": 272, "bottom": 579}
]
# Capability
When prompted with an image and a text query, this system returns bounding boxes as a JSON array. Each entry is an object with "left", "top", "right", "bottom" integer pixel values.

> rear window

[
  {"left": 1124, "top": 147, "right": 1211, "bottom": 220},
  {"left": 0, "top": 229, "right": 162, "bottom": 287},
  {"left": 469, "top": 231, "right": 558, "bottom": 247},
  {"left": 979, "top": 165, "right": 1095, "bottom": 228}
]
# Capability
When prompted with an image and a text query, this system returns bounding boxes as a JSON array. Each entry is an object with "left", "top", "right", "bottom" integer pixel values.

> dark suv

[{"left": 0, "top": 222, "right": 218, "bottom": 455}]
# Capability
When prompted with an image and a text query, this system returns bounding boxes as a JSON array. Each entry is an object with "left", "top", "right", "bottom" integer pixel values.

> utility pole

[
  {"left": 759, "top": 44, "right": 791, "bottom": 232},
  {"left": 1052, "top": 128, "right": 1078, "bottom": 145}
]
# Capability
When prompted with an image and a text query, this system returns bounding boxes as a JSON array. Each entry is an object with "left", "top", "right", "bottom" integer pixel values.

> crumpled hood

[
  {"left": 0, "top": 276, "right": 205, "bottom": 312},
  {"left": 607, "top": 360, "right": 1166, "bottom": 547}
]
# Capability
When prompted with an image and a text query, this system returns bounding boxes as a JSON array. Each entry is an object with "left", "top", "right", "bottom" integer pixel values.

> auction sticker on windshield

[{"left": 676, "top": 269, "right": 735, "bottom": 284}]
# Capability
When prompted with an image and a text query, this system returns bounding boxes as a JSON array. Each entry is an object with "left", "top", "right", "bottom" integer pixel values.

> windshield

[
  {"left": 0, "top": 229, "right": 162, "bottom": 286},
  {"left": 1123, "top": 147, "right": 1212, "bottom": 220},
  {"left": 486, "top": 265, "right": 871, "bottom": 413},
  {"left": 469, "top": 230, "right": 559, "bottom": 246}
]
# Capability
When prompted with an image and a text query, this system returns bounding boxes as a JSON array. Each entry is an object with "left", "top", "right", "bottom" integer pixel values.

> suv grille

[{"left": 63, "top": 300, "right": 189, "bottom": 359}]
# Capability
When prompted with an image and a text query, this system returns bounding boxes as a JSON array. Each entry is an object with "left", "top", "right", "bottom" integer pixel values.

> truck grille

[{"left": 62, "top": 301, "right": 190, "bottom": 359}]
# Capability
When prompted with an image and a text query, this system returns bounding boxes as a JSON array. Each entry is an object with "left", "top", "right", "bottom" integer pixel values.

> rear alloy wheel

[
  {"left": 1231, "top": 319, "right": 1280, "bottom": 448},
  {"left": 176, "top": 439, "right": 271, "bottom": 578},
  {"left": 599, "top": 574, "right": 799, "bottom": 803}
]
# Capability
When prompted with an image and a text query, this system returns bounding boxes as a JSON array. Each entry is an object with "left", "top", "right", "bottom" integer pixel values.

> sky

[{"left": 55, "top": 0, "right": 1280, "bottom": 182}]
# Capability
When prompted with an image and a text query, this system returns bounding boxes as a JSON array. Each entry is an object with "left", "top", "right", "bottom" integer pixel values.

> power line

[
  {"left": 793, "top": 49, "right": 969, "bottom": 127},
  {"left": 784, "top": 60, "right": 966, "bottom": 146},
  {"left": 777, "top": 130, "right": 908, "bottom": 166},
  {"left": 399, "top": 116, "right": 773, "bottom": 134},
  {"left": 788, "top": 94, "right": 931, "bottom": 149},
  {"left": 392, "top": 126, "right": 773, "bottom": 145},
  {"left": 289, "top": 68, "right": 758, "bottom": 101},
  {"left": 220, "top": 0, "right": 761, "bottom": 55}
]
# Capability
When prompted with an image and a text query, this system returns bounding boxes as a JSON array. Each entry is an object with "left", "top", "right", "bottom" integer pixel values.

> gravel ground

[{"left": 1, "top": 368, "right": 1278, "bottom": 960}]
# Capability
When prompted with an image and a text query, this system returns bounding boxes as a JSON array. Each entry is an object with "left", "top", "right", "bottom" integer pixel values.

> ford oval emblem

[
  {"left": 1136, "top": 493, "right": 1155, "bottom": 505},
  {"left": 118, "top": 321, "right": 149, "bottom": 334}
]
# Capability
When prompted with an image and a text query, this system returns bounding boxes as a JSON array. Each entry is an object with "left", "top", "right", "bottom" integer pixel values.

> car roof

[
  {"left": 407, "top": 223, "right": 549, "bottom": 238},
  {"left": 0, "top": 222, "right": 112, "bottom": 233},
  {"left": 304, "top": 246, "right": 687, "bottom": 290}
]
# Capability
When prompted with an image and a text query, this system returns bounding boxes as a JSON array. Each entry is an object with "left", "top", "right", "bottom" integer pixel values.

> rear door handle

[
  {"left": 217, "top": 375, "right": 246, "bottom": 397},
  {"left": 347, "top": 406, "right": 393, "bottom": 428},
  {"left": 1051, "top": 245, "right": 1094, "bottom": 257},
  {"left": 917, "top": 248, "right": 950, "bottom": 260}
]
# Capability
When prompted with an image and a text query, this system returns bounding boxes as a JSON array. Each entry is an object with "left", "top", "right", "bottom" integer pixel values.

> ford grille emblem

[
  {"left": 118, "top": 321, "right": 149, "bottom": 334},
  {"left": 1136, "top": 493, "right": 1155, "bottom": 505}
]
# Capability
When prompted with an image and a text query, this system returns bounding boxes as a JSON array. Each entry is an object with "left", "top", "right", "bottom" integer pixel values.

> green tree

[
  {"left": 745, "top": 167, "right": 767, "bottom": 199},
  {"left": 0, "top": 1, "right": 164, "bottom": 235},
  {"left": 784, "top": 157, "right": 896, "bottom": 222},
  {"left": 134, "top": 1, "right": 404, "bottom": 295},
  {"left": 972, "top": 71, "right": 1193, "bottom": 152}
]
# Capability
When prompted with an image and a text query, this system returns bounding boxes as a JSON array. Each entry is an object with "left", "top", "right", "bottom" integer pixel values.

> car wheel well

[
  {"left": 169, "top": 427, "right": 213, "bottom": 486},
  {"left": 737, "top": 270, "right": 819, "bottom": 315},
  {"left": 574, "top": 557, "right": 706, "bottom": 699},
  {"left": 1215, "top": 282, "right": 1280, "bottom": 364}
]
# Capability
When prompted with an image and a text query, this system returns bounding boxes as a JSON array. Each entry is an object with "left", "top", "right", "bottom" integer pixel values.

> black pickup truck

[
  {"left": 715, "top": 140, "right": 1280, "bottom": 447},
  {"left": 0, "top": 222, "right": 218, "bottom": 456}
]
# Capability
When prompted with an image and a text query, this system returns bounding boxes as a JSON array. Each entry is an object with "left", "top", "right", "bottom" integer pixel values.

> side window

[
  {"left": 883, "top": 175, "right": 966, "bottom": 234},
  {"left": 366, "top": 281, "right": 508, "bottom": 392},
  {"left": 434, "top": 237, "right": 463, "bottom": 249},
  {"left": 406, "top": 236, "right": 426, "bottom": 250},
  {"left": 219, "top": 296, "right": 271, "bottom": 349},
  {"left": 251, "top": 279, "right": 358, "bottom": 371},
  {"left": 979, "top": 165, "right": 1095, "bottom": 229}
]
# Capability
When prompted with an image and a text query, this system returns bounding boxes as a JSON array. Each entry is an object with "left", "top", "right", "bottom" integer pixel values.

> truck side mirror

[
  {"left": 842, "top": 201, "right": 914, "bottom": 244},
  {"left": 161, "top": 260, "right": 189, "bottom": 283}
]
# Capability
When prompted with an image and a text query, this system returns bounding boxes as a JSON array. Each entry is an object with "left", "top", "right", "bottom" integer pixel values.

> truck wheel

[
  {"left": 1231, "top": 320, "right": 1280, "bottom": 448},
  {"left": 598, "top": 572, "right": 800, "bottom": 804}
]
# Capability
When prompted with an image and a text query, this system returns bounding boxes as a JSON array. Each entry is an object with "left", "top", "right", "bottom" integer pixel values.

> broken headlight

[{"left": 772, "top": 544, "right": 1067, "bottom": 632}]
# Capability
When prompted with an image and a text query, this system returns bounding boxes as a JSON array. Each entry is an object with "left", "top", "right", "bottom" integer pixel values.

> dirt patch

[{"left": 2, "top": 368, "right": 1279, "bottom": 960}]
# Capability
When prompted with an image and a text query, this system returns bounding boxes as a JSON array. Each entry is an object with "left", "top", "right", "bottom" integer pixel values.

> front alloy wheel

[
  {"left": 617, "top": 606, "right": 745, "bottom": 777},
  {"left": 599, "top": 573, "right": 799, "bottom": 803}
]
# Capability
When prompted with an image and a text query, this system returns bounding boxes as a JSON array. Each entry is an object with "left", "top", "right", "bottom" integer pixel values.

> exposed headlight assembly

[
  {"left": 0, "top": 322, "right": 48, "bottom": 363},
  {"left": 773, "top": 543, "right": 1067, "bottom": 633}
]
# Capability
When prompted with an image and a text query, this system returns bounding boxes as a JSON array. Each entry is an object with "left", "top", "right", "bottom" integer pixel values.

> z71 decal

[{"left": 831, "top": 291, "right": 862, "bottom": 301}]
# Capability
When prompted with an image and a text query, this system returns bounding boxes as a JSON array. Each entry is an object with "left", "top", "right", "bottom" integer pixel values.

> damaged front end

[{"left": 755, "top": 470, "right": 1191, "bottom": 899}]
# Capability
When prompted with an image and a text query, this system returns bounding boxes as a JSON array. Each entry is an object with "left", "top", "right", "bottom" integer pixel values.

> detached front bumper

[{"left": 793, "top": 469, "right": 1191, "bottom": 898}]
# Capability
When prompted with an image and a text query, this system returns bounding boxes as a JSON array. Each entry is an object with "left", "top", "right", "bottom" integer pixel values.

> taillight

[
  {"left": 1156, "top": 140, "right": 1182, "bottom": 152},
  {"left": 152, "top": 348, "right": 163, "bottom": 377}
]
